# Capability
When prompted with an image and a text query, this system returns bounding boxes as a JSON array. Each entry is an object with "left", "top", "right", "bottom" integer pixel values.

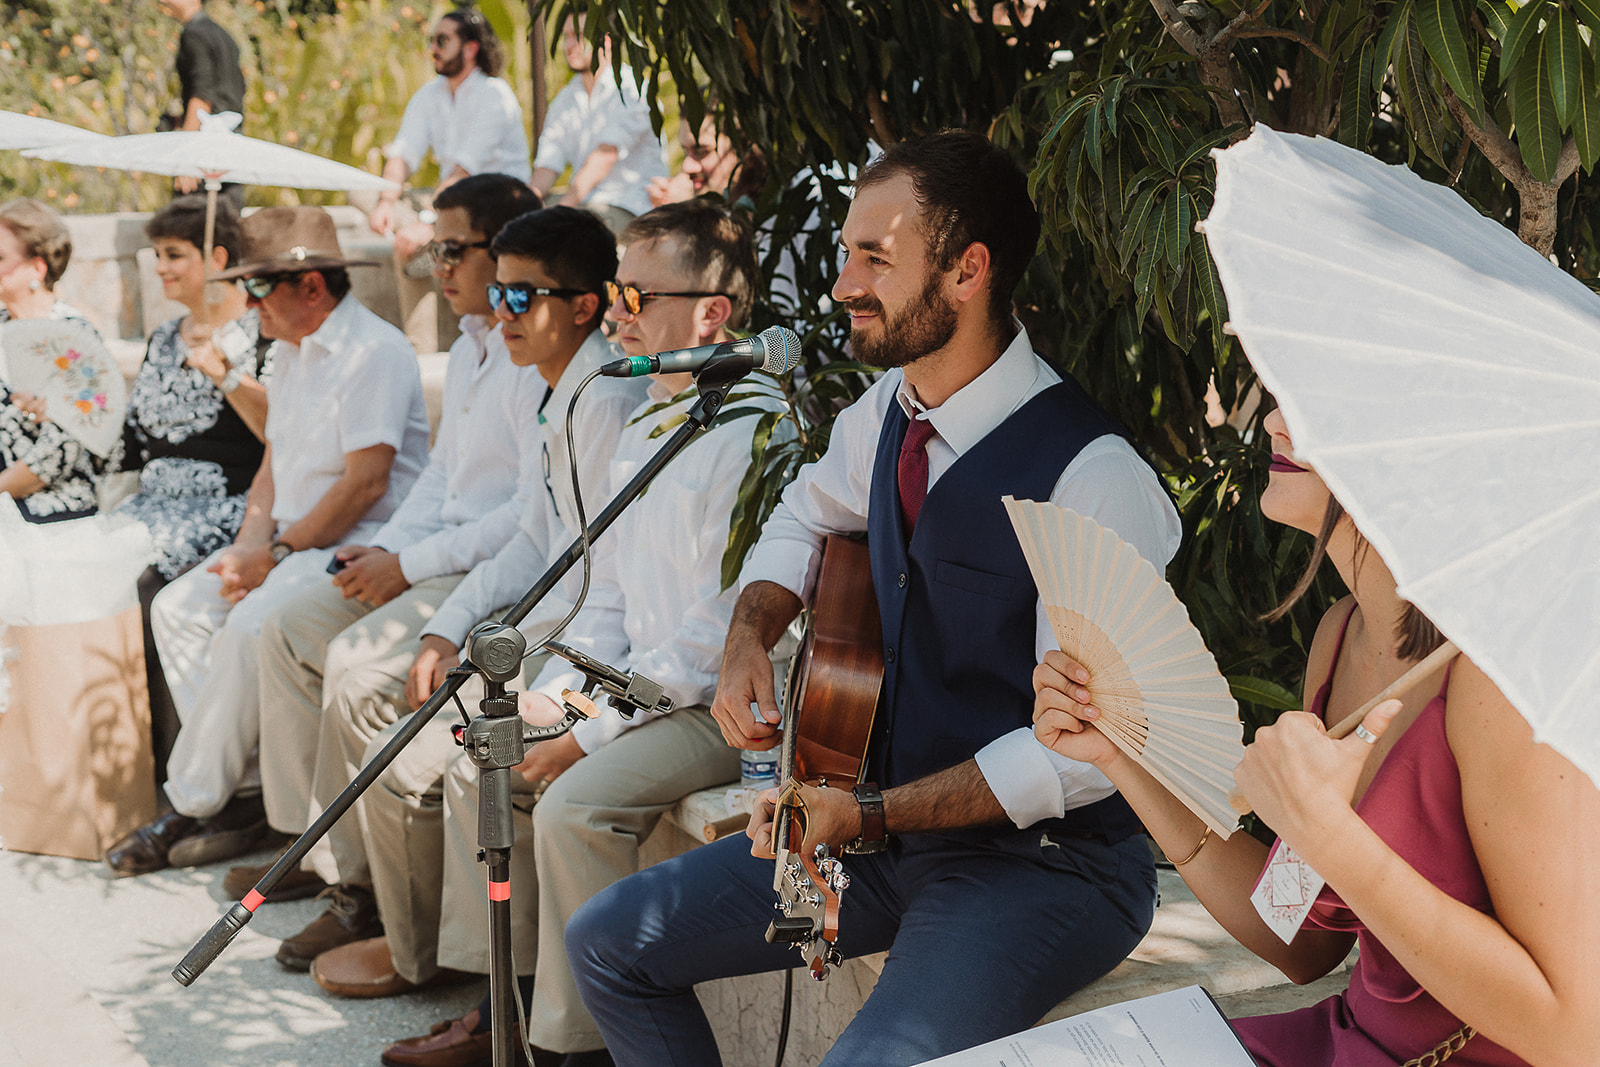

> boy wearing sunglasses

[
  {"left": 229, "top": 175, "right": 549, "bottom": 963},
  {"left": 276, "top": 207, "right": 644, "bottom": 1010}
]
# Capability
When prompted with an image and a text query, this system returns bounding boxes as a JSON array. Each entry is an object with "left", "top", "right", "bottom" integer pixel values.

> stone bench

[{"left": 649, "top": 785, "right": 1355, "bottom": 1067}]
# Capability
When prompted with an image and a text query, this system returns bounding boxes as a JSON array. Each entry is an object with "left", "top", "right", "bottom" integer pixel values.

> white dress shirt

[
  {"left": 531, "top": 377, "right": 790, "bottom": 753},
  {"left": 387, "top": 69, "right": 533, "bottom": 182},
  {"left": 263, "top": 295, "right": 431, "bottom": 539},
  {"left": 740, "top": 326, "right": 1183, "bottom": 828},
  {"left": 369, "top": 317, "right": 546, "bottom": 583},
  {"left": 422, "top": 329, "right": 646, "bottom": 648},
  {"left": 533, "top": 65, "right": 666, "bottom": 217}
]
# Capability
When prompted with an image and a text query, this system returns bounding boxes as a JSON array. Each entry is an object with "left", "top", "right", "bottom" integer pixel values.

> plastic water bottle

[{"left": 740, "top": 701, "right": 779, "bottom": 787}]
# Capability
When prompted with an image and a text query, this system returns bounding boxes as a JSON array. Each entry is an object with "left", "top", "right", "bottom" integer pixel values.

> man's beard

[
  {"left": 435, "top": 51, "right": 466, "bottom": 77},
  {"left": 848, "top": 269, "right": 958, "bottom": 369}
]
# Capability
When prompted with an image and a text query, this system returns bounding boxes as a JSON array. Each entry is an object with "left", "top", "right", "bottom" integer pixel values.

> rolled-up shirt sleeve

[
  {"left": 737, "top": 376, "right": 891, "bottom": 601},
  {"left": 977, "top": 434, "right": 1183, "bottom": 828}
]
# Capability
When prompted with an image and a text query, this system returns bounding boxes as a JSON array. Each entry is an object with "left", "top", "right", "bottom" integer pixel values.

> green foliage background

[{"left": 555, "top": 0, "right": 1597, "bottom": 733}]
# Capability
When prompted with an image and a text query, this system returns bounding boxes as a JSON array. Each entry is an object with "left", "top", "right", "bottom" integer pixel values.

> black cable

[
  {"left": 774, "top": 966, "right": 794, "bottom": 1067},
  {"left": 521, "top": 367, "right": 603, "bottom": 661}
]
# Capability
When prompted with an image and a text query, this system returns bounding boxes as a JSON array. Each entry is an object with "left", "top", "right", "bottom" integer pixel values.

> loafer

[
  {"left": 381, "top": 1008, "right": 495, "bottom": 1067},
  {"left": 312, "top": 936, "right": 417, "bottom": 999},
  {"left": 167, "top": 793, "right": 269, "bottom": 869},
  {"left": 275, "top": 883, "right": 383, "bottom": 972},
  {"left": 223, "top": 859, "right": 328, "bottom": 903},
  {"left": 103, "top": 808, "right": 199, "bottom": 877}
]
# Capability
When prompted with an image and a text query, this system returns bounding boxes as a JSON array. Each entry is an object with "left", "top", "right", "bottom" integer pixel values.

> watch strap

[
  {"left": 268, "top": 540, "right": 295, "bottom": 564},
  {"left": 846, "top": 782, "right": 887, "bottom": 854}
]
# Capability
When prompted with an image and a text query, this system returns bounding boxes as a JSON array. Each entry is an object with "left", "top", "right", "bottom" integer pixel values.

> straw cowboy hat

[{"left": 214, "top": 205, "right": 380, "bottom": 280}]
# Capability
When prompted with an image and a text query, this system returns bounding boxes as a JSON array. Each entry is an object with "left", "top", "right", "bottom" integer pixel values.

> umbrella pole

[
  {"left": 201, "top": 177, "right": 223, "bottom": 321},
  {"left": 1228, "top": 639, "right": 1460, "bottom": 816}
]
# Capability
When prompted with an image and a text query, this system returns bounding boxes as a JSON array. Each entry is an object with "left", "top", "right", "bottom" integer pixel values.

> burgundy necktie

[{"left": 898, "top": 415, "right": 937, "bottom": 532}]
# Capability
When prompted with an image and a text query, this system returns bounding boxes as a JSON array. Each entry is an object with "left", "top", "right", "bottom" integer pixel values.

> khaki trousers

[{"left": 256, "top": 573, "right": 464, "bottom": 885}]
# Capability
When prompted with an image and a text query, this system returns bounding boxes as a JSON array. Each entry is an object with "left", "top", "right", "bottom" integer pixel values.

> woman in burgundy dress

[{"left": 1033, "top": 407, "right": 1599, "bottom": 1066}]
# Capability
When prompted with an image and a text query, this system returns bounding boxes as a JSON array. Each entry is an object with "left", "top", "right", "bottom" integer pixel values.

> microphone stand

[{"left": 174, "top": 372, "right": 744, "bottom": 1067}]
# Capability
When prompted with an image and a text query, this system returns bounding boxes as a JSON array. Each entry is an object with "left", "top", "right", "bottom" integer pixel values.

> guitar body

[{"left": 765, "top": 534, "right": 883, "bottom": 979}]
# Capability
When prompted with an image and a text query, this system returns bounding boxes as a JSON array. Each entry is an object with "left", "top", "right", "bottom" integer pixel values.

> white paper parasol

[
  {"left": 20, "top": 111, "right": 396, "bottom": 193},
  {"left": 23, "top": 112, "right": 398, "bottom": 318},
  {"left": 0, "top": 110, "right": 106, "bottom": 150},
  {"left": 1202, "top": 125, "right": 1600, "bottom": 789}
]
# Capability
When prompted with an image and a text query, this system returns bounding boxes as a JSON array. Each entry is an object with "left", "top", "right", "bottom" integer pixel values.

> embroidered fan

[
  {"left": 1, "top": 316, "right": 126, "bottom": 458},
  {"left": 1003, "top": 496, "right": 1244, "bottom": 839}
]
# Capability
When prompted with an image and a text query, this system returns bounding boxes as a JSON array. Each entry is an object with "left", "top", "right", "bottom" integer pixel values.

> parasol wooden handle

[{"left": 1228, "top": 640, "right": 1459, "bottom": 815}]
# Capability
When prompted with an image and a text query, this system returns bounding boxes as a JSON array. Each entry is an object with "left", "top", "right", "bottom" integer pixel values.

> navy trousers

[{"left": 566, "top": 825, "right": 1156, "bottom": 1066}]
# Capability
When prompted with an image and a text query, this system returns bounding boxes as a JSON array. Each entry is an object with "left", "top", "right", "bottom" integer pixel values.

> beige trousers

[
  {"left": 255, "top": 573, "right": 464, "bottom": 885},
  {"left": 368, "top": 703, "right": 738, "bottom": 1054}
]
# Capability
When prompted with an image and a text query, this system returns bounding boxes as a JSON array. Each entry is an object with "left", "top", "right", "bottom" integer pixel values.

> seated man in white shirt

[
  {"left": 256, "top": 206, "right": 643, "bottom": 991},
  {"left": 366, "top": 7, "right": 532, "bottom": 352},
  {"left": 105, "top": 206, "right": 431, "bottom": 877},
  {"left": 531, "top": 15, "right": 667, "bottom": 236},
  {"left": 211, "top": 174, "right": 543, "bottom": 967},
  {"left": 319, "top": 199, "right": 778, "bottom": 1067}
]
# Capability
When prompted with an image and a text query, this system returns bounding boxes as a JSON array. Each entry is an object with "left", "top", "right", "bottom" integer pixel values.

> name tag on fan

[{"left": 1250, "top": 838, "right": 1326, "bottom": 943}]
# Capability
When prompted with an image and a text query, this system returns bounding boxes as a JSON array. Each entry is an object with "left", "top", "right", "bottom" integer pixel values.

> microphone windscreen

[{"left": 755, "top": 326, "right": 804, "bottom": 374}]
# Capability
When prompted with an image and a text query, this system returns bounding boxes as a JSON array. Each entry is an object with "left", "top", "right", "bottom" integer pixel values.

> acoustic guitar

[{"left": 763, "top": 534, "right": 884, "bottom": 979}]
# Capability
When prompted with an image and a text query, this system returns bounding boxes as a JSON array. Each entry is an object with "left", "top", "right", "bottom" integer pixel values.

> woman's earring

[{"left": 28, "top": 279, "right": 41, "bottom": 291}]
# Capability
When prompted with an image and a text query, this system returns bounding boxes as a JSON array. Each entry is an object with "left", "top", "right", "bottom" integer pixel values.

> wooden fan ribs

[{"left": 1003, "top": 496, "right": 1245, "bottom": 840}]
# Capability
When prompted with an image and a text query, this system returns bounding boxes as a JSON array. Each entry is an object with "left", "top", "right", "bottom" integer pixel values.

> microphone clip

[{"left": 542, "top": 640, "right": 675, "bottom": 721}]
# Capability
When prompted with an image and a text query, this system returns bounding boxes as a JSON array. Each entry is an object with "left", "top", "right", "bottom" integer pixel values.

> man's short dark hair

[
  {"left": 855, "top": 130, "right": 1040, "bottom": 323},
  {"left": 432, "top": 174, "right": 541, "bottom": 243},
  {"left": 620, "top": 198, "right": 759, "bottom": 330},
  {"left": 443, "top": 5, "right": 504, "bottom": 78},
  {"left": 491, "top": 206, "right": 617, "bottom": 330},
  {"left": 146, "top": 194, "right": 245, "bottom": 268}
]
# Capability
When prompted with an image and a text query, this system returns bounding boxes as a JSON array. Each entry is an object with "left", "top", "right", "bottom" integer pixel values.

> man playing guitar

[{"left": 564, "top": 130, "right": 1182, "bottom": 1066}]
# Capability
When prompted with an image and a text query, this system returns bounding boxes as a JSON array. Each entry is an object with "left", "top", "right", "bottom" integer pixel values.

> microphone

[{"left": 600, "top": 325, "right": 803, "bottom": 380}]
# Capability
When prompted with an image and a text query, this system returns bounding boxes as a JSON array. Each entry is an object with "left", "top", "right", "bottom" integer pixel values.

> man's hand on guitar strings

[
  {"left": 709, "top": 632, "right": 783, "bottom": 750},
  {"left": 754, "top": 782, "right": 863, "bottom": 859},
  {"left": 747, "top": 787, "right": 781, "bottom": 859}
]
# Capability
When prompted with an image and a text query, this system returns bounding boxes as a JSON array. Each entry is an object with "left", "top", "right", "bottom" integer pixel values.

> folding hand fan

[
  {"left": 1, "top": 316, "right": 126, "bottom": 459},
  {"left": 1003, "top": 496, "right": 1244, "bottom": 838}
]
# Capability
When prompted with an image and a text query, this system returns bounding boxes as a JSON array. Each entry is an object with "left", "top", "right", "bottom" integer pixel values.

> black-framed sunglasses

[
  {"left": 486, "top": 281, "right": 591, "bottom": 315},
  {"left": 239, "top": 273, "right": 302, "bottom": 299},
  {"left": 428, "top": 238, "right": 493, "bottom": 268},
  {"left": 605, "top": 281, "right": 727, "bottom": 315}
]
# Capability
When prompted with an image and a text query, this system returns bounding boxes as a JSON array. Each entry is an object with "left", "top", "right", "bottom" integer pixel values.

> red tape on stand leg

[{"left": 488, "top": 879, "right": 510, "bottom": 902}]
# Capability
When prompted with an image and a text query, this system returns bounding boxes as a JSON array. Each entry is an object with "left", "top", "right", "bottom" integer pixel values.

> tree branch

[
  {"left": 1441, "top": 83, "right": 1530, "bottom": 187},
  {"left": 1213, "top": 0, "right": 1277, "bottom": 50},
  {"left": 1148, "top": 0, "right": 1207, "bottom": 55},
  {"left": 1235, "top": 26, "right": 1332, "bottom": 63}
]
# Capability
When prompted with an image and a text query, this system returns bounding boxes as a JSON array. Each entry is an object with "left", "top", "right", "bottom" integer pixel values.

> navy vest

[{"left": 866, "top": 375, "right": 1144, "bottom": 843}]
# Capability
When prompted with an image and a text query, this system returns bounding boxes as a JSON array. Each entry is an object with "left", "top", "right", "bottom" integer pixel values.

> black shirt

[{"left": 176, "top": 11, "right": 245, "bottom": 121}]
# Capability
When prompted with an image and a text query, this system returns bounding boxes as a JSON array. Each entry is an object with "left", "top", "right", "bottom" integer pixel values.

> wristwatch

[
  {"left": 268, "top": 540, "right": 295, "bottom": 565},
  {"left": 845, "top": 782, "right": 887, "bottom": 854}
]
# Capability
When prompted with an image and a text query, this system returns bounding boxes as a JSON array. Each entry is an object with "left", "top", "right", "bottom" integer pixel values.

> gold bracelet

[{"left": 1170, "top": 827, "right": 1213, "bottom": 866}]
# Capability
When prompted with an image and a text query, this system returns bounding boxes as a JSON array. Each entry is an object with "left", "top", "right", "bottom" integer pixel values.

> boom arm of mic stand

[{"left": 174, "top": 377, "right": 739, "bottom": 987}]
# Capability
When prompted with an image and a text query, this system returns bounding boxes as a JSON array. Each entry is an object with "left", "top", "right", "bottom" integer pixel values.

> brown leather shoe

[
  {"left": 223, "top": 860, "right": 327, "bottom": 902},
  {"left": 381, "top": 1008, "right": 495, "bottom": 1067},
  {"left": 103, "top": 808, "right": 199, "bottom": 877},
  {"left": 311, "top": 936, "right": 417, "bottom": 998},
  {"left": 275, "top": 884, "right": 383, "bottom": 972},
  {"left": 167, "top": 793, "right": 269, "bottom": 868}
]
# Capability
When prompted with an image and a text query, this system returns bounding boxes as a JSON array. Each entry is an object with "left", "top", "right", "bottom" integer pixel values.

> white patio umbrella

[
  {"left": 1201, "top": 125, "right": 1600, "bottom": 789},
  {"left": 0, "top": 109, "right": 105, "bottom": 150},
  {"left": 23, "top": 112, "right": 397, "bottom": 318}
]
